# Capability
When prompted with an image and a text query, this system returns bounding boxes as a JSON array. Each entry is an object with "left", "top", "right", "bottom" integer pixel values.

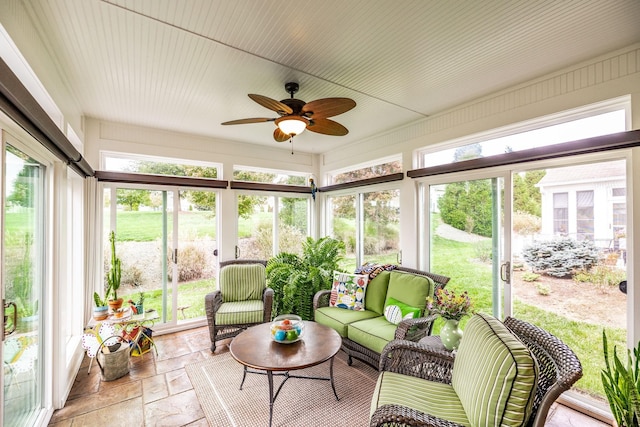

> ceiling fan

[{"left": 221, "top": 82, "right": 356, "bottom": 142}]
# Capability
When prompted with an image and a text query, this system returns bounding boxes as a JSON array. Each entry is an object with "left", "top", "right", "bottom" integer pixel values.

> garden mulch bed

[{"left": 512, "top": 270, "right": 626, "bottom": 329}]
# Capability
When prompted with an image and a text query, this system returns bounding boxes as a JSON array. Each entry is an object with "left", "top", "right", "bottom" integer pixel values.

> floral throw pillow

[{"left": 329, "top": 271, "right": 369, "bottom": 311}]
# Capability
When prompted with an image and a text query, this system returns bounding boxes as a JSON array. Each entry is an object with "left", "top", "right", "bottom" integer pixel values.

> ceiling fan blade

[
  {"left": 307, "top": 118, "right": 349, "bottom": 136},
  {"left": 221, "top": 117, "right": 275, "bottom": 125},
  {"left": 273, "top": 127, "right": 290, "bottom": 142},
  {"left": 301, "top": 98, "right": 356, "bottom": 118},
  {"left": 249, "top": 94, "right": 293, "bottom": 115}
]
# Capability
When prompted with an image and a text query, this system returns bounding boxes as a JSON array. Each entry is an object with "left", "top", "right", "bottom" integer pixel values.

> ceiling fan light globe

[{"left": 276, "top": 116, "right": 307, "bottom": 136}]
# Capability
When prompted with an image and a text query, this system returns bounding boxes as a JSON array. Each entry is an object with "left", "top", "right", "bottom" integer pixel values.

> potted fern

[
  {"left": 601, "top": 330, "right": 640, "bottom": 427},
  {"left": 266, "top": 236, "right": 344, "bottom": 320},
  {"left": 106, "top": 230, "right": 123, "bottom": 312}
]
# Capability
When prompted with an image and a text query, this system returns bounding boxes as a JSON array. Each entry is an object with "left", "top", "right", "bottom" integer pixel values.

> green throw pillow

[{"left": 383, "top": 297, "right": 422, "bottom": 325}]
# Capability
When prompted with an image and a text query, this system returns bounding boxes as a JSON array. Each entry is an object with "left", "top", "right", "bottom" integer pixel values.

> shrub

[
  {"left": 474, "top": 241, "right": 492, "bottom": 263},
  {"left": 168, "top": 245, "right": 206, "bottom": 282},
  {"left": 574, "top": 265, "right": 626, "bottom": 287},
  {"left": 522, "top": 272, "right": 540, "bottom": 282},
  {"left": 536, "top": 283, "right": 551, "bottom": 295},
  {"left": 513, "top": 211, "right": 541, "bottom": 236},
  {"left": 522, "top": 238, "right": 599, "bottom": 278},
  {"left": 121, "top": 264, "right": 144, "bottom": 286}
]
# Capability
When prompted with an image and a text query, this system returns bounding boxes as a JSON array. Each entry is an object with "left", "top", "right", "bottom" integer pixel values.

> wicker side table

[{"left": 418, "top": 335, "right": 455, "bottom": 354}]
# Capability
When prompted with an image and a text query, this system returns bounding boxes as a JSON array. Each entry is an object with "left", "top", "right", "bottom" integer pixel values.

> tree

[
  {"left": 438, "top": 180, "right": 493, "bottom": 237},
  {"left": 513, "top": 170, "right": 545, "bottom": 216},
  {"left": 6, "top": 166, "right": 35, "bottom": 208},
  {"left": 117, "top": 189, "right": 152, "bottom": 211},
  {"left": 454, "top": 143, "right": 482, "bottom": 161},
  {"left": 132, "top": 161, "right": 187, "bottom": 176}
]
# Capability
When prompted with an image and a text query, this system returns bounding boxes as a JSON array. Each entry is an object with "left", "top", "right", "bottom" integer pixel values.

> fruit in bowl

[{"left": 270, "top": 314, "right": 304, "bottom": 343}]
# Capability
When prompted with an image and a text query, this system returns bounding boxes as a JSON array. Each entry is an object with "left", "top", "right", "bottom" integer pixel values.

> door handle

[
  {"left": 3, "top": 300, "right": 17, "bottom": 338},
  {"left": 500, "top": 261, "right": 511, "bottom": 283},
  {"left": 235, "top": 246, "right": 240, "bottom": 259}
]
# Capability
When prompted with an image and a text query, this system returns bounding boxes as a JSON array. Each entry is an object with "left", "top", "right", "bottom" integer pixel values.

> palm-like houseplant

[
  {"left": 601, "top": 330, "right": 640, "bottom": 427},
  {"left": 266, "top": 236, "right": 344, "bottom": 320}
]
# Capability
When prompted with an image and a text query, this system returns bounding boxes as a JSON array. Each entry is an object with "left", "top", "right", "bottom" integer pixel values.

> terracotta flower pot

[{"left": 108, "top": 298, "right": 123, "bottom": 312}]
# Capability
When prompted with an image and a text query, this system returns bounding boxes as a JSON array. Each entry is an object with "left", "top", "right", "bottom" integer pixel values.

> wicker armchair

[
  {"left": 370, "top": 314, "right": 583, "bottom": 427},
  {"left": 204, "top": 259, "right": 273, "bottom": 352}
]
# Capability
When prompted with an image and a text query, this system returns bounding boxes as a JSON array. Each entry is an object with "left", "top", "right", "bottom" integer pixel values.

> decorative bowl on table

[{"left": 270, "top": 314, "right": 304, "bottom": 343}]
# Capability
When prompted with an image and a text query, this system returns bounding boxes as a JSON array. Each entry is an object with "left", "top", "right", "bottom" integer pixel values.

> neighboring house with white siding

[{"left": 537, "top": 160, "right": 626, "bottom": 251}]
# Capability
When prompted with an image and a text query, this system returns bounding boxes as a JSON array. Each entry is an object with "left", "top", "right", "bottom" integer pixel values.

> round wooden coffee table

[{"left": 229, "top": 321, "right": 342, "bottom": 427}]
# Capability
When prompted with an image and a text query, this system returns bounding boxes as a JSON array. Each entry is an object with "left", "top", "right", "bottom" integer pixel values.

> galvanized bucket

[{"left": 96, "top": 336, "right": 130, "bottom": 381}]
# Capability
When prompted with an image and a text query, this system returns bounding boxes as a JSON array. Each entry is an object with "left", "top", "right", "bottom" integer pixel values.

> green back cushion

[
  {"left": 219, "top": 264, "right": 266, "bottom": 302},
  {"left": 363, "top": 271, "right": 391, "bottom": 315},
  {"left": 385, "top": 271, "right": 433, "bottom": 311},
  {"left": 452, "top": 313, "right": 538, "bottom": 427}
]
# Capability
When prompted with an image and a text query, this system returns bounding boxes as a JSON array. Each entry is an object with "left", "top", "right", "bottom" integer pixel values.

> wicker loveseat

[
  {"left": 370, "top": 313, "right": 583, "bottom": 427},
  {"left": 313, "top": 265, "right": 450, "bottom": 368}
]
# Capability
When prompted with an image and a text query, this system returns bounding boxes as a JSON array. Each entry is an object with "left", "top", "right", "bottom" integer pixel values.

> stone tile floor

[{"left": 49, "top": 326, "right": 612, "bottom": 426}]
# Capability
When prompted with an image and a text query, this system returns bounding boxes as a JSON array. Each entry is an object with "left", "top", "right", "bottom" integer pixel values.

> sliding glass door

[
  {"left": 3, "top": 142, "right": 45, "bottom": 426},
  {"left": 103, "top": 184, "right": 218, "bottom": 326},
  {"left": 510, "top": 159, "right": 627, "bottom": 406},
  {"left": 424, "top": 173, "right": 510, "bottom": 324}
]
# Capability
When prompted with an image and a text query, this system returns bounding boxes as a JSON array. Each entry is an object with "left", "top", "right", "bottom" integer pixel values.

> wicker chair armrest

[
  {"left": 379, "top": 339, "right": 455, "bottom": 384},
  {"left": 263, "top": 287, "right": 274, "bottom": 322},
  {"left": 395, "top": 314, "right": 439, "bottom": 341},
  {"left": 370, "top": 404, "right": 464, "bottom": 427},
  {"left": 313, "top": 289, "right": 332, "bottom": 310},
  {"left": 205, "top": 290, "right": 223, "bottom": 315}
]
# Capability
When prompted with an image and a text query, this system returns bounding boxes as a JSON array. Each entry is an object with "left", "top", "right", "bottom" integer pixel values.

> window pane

[
  {"left": 576, "top": 190, "right": 594, "bottom": 240},
  {"left": 176, "top": 189, "right": 217, "bottom": 322},
  {"left": 237, "top": 194, "right": 273, "bottom": 259},
  {"left": 553, "top": 193, "right": 568, "bottom": 234},
  {"left": 3, "top": 145, "right": 44, "bottom": 425},
  {"left": 518, "top": 160, "right": 627, "bottom": 407},
  {"left": 328, "top": 195, "right": 356, "bottom": 271},
  {"left": 420, "top": 109, "right": 625, "bottom": 168},
  {"left": 331, "top": 160, "right": 402, "bottom": 185},
  {"left": 108, "top": 188, "right": 174, "bottom": 323},
  {"left": 104, "top": 155, "right": 219, "bottom": 179},
  {"left": 233, "top": 167, "right": 309, "bottom": 185},
  {"left": 363, "top": 190, "right": 400, "bottom": 265},
  {"left": 278, "top": 197, "right": 308, "bottom": 254}
]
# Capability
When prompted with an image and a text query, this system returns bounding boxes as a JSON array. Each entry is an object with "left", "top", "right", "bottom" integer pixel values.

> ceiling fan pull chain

[{"left": 290, "top": 136, "right": 294, "bottom": 155}]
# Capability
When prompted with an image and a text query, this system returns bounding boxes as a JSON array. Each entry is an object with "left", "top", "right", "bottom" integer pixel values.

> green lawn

[{"left": 113, "top": 211, "right": 216, "bottom": 241}]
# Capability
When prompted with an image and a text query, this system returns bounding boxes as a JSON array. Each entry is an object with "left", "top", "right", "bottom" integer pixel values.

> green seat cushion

[
  {"left": 314, "top": 306, "right": 379, "bottom": 337},
  {"left": 370, "top": 371, "right": 470, "bottom": 427},
  {"left": 347, "top": 316, "right": 398, "bottom": 354},
  {"left": 452, "top": 313, "right": 538, "bottom": 427},
  {"left": 219, "top": 264, "right": 266, "bottom": 302},
  {"left": 363, "top": 271, "right": 391, "bottom": 315},
  {"left": 385, "top": 271, "right": 433, "bottom": 311},
  {"left": 215, "top": 300, "right": 264, "bottom": 325}
]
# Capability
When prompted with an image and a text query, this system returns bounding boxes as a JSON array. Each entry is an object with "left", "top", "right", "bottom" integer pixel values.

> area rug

[{"left": 185, "top": 351, "right": 378, "bottom": 427}]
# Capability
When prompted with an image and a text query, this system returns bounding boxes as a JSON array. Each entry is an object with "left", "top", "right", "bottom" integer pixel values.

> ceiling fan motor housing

[{"left": 284, "top": 82, "right": 299, "bottom": 96}]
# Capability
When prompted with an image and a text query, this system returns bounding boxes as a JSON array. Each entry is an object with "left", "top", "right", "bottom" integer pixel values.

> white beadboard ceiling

[{"left": 17, "top": 0, "right": 640, "bottom": 154}]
